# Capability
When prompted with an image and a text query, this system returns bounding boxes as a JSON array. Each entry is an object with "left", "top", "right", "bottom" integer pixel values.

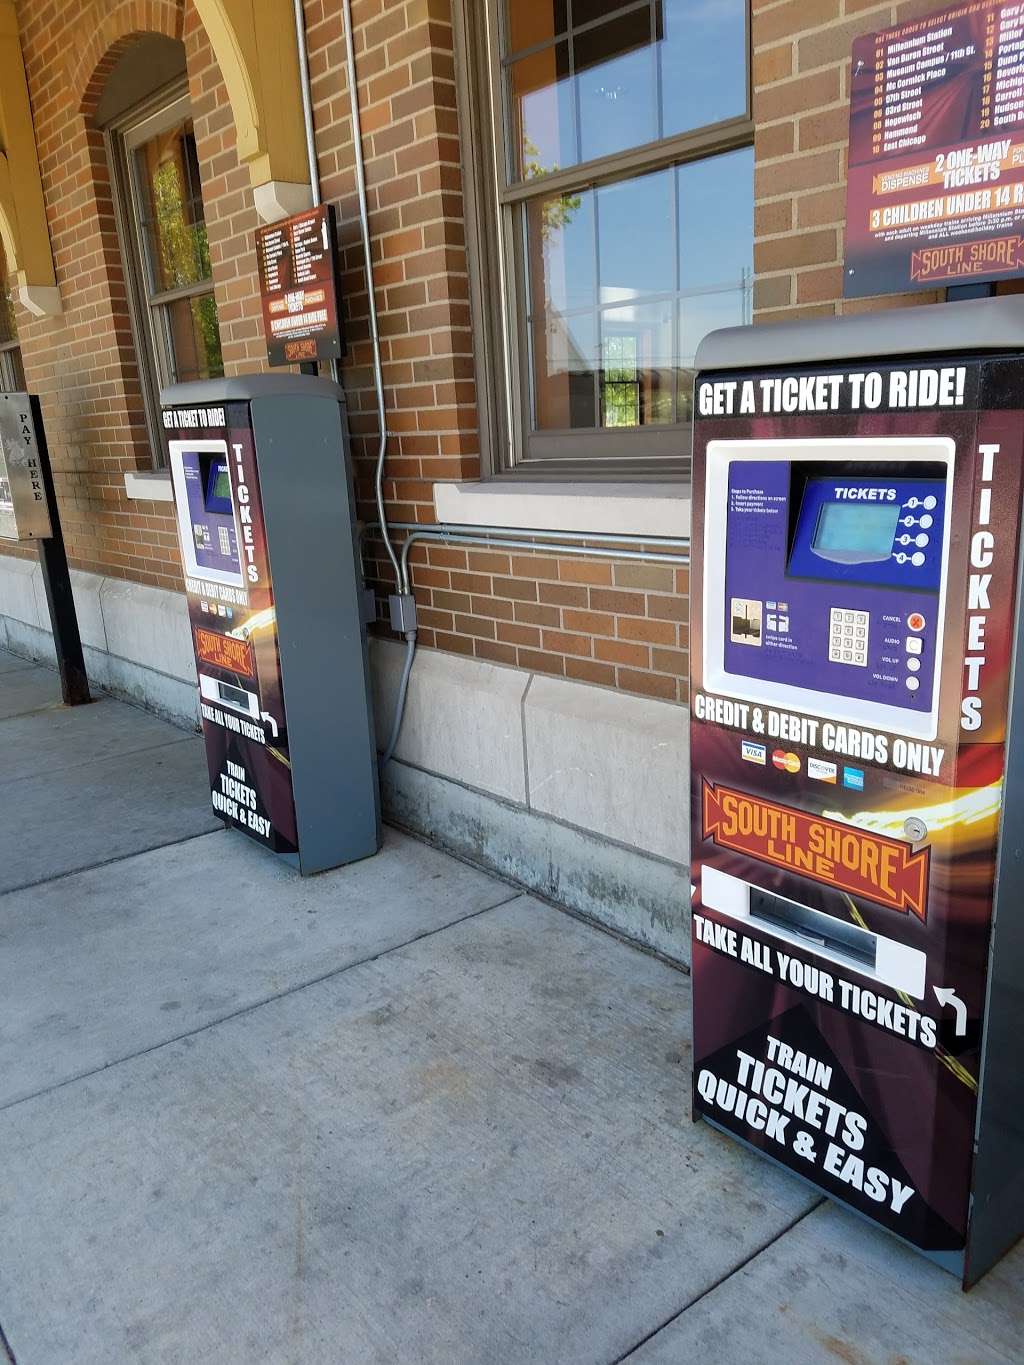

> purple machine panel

[
  {"left": 723, "top": 460, "right": 945, "bottom": 716},
  {"left": 180, "top": 449, "right": 241, "bottom": 580}
]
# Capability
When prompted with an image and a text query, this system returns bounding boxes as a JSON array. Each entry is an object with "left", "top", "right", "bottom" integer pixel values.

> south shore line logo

[{"left": 701, "top": 780, "right": 929, "bottom": 921}]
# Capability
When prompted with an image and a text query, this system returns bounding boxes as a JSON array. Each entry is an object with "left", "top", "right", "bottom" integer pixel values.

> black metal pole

[{"left": 32, "top": 396, "right": 90, "bottom": 706}]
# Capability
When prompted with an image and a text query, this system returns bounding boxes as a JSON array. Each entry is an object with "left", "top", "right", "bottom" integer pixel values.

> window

[
  {"left": 458, "top": 0, "right": 753, "bottom": 477},
  {"left": 108, "top": 89, "right": 223, "bottom": 459},
  {"left": 0, "top": 245, "right": 25, "bottom": 392}
]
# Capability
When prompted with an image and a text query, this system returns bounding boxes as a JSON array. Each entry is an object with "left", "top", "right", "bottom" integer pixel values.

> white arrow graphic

[
  {"left": 260, "top": 711, "right": 279, "bottom": 739},
  {"left": 933, "top": 986, "right": 967, "bottom": 1037}
]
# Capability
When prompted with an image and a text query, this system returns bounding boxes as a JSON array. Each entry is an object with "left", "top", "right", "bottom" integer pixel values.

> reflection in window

[
  {"left": 0, "top": 242, "right": 25, "bottom": 392},
  {"left": 507, "top": 0, "right": 747, "bottom": 181},
  {"left": 130, "top": 117, "right": 223, "bottom": 383},
  {"left": 0, "top": 276, "right": 15, "bottom": 347},
  {"left": 526, "top": 147, "right": 753, "bottom": 433},
  {"left": 602, "top": 335, "right": 641, "bottom": 426},
  {"left": 135, "top": 125, "right": 211, "bottom": 294},
  {"left": 488, "top": 0, "right": 751, "bottom": 467}
]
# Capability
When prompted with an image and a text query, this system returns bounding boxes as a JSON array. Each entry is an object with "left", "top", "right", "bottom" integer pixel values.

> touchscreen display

[
  {"left": 812, "top": 501, "right": 900, "bottom": 563},
  {"left": 205, "top": 461, "right": 232, "bottom": 515}
]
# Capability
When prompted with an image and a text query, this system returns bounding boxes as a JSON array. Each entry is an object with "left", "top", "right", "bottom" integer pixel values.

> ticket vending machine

[
  {"left": 161, "top": 374, "right": 380, "bottom": 873},
  {"left": 689, "top": 296, "right": 1024, "bottom": 1287}
]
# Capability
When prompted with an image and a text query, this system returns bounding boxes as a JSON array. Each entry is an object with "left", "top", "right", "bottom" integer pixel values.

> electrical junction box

[
  {"left": 0, "top": 393, "right": 52, "bottom": 541},
  {"left": 689, "top": 295, "right": 1024, "bottom": 1288},
  {"left": 161, "top": 374, "right": 380, "bottom": 874}
]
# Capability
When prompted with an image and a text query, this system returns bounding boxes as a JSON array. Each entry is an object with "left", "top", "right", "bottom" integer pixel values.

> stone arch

[
  {"left": 192, "top": 0, "right": 312, "bottom": 217},
  {"left": 0, "top": 157, "right": 16, "bottom": 270},
  {"left": 70, "top": 0, "right": 309, "bottom": 220},
  {"left": 0, "top": 2, "right": 60, "bottom": 314},
  {"left": 191, "top": 0, "right": 259, "bottom": 166},
  {"left": 70, "top": 0, "right": 185, "bottom": 120}
]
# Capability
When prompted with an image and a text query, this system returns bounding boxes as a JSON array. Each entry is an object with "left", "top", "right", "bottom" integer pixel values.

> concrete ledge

[
  {"left": 123, "top": 469, "right": 174, "bottom": 502},
  {"left": 525, "top": 674, "right": 688, "bottom": 866},
  {"left": 371, "top": 638, "right": 529, "bottom": 803},
  {"left": 1, "top": 557, "right": 45, "bottom": 630},
  {"left": 371, "top": 637, "right": 689, "bottom": 956},
  {"left": 382, "top": 760, "right": 690, "bottom": 964},
  {"left": 0, "top": 618, "right": 200, "bottom": 730},
  {"left": 433, "top": 480, "right": 691, "bottom": 537},
  {"left": 36, "top": 568, "right": 107, "bottom": 652},
  {"left": 100, "top": 576, "right": 194, "bottom": 683},
  {"left": 0, "top": 555, "right": 197, "bottom": 728}
]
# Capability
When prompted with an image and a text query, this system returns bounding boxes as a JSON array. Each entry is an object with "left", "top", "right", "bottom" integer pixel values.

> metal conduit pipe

[
  {"left": 371, "top": 521, "right": 689, "bottom": 765},
  {"left": 399, "top": 529, "right": 689, "bottom": 595},
  {"left": 295, "top": 0, "right": 401, "bottom": 576},
  {"left": 342, "top": 0, "right": 401, "bottom": 593},
  {"left": 296, "top": 0, "right": 406, "bottom": 770},
  {"left": 390, "top": 521, "right": 690, "bottom": 550},
  {"left": 384, "top": 522, "right": 690, "bottom": 594},
  {"left": 293, "top": 0, "right": 321, "bottom": 207},
  {"left": 294, "top": 0, "right": 345, "bottom": 390}
]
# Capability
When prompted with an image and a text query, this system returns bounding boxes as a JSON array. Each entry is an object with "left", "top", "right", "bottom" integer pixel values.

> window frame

[
  {"left": 454, "top": 0, "right": 754, "bottom": 480},
  {"left": 0, "top": 340, "right": 25, "bottom": 392},
  {"left": 0, "top": 261, "right": 24, "bottom": 391},
  {"left": 105, "top": 83, "right": 221, "bottom": 466}
]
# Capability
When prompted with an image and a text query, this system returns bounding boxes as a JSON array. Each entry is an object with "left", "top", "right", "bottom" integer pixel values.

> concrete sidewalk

[{"left": 0, "top": 651, "right": 1021, "bottom": 1364}]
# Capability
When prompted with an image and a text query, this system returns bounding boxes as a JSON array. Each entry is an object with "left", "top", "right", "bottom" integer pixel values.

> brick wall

[
  {"left": 184, "top": 7, "right": 267, "bottom": 377},
  {"left": 2, "top": 0, "right": 784, "bottom": 708},
  {"left": 9, "top": 0, "right": 184, "bottom": 587},
  {"left": 3, "top": 0, "right": 276, "bottom": 592},
  {"left": 751, "top": 0, "right": 956, "bottom": 322},
  {"left": 2, "top": 0, "right": 692, "bottom": 707},
  {"left": 399, "top": 540, "right": 689, "bottom": 702},
  {"left": 300, "top": 0, "right": 689, "bottom": 702}
]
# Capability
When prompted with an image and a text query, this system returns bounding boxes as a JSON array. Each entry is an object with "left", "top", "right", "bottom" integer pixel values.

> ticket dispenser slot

[
  {"left": 689, "top": 295, "right": 1024, "bottom": 1289},
  {"left": 750, "top": 888, "right": 875, "bottom": 967},
  {"left": 701, "top": 865, "right": 926, "bottom": 998}
]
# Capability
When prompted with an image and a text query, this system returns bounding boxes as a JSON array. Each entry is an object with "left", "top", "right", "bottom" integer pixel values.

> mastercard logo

[{"left": 772, "top": 749, "right": 801, "bottom": 774}]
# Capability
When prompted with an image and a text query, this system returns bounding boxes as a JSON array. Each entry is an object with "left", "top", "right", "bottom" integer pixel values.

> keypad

[
  {"left": 829, "top": 608, "right": 869, "bottom": 666},
  {"left": 218, "top": 526, "right": 231, "bottom": 555}
]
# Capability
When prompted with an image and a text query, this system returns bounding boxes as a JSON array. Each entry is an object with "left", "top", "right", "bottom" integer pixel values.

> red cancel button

[{"left": 907, "top": 612, "right": 926, "bottom": 632}]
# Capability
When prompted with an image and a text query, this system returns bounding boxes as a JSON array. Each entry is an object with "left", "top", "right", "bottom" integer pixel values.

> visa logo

[
  {"left": 741, "top": 741, "right": 767, "bottom": 765},
  {"left": 843, "top": 767, "right": 865, "bottom": 791}
]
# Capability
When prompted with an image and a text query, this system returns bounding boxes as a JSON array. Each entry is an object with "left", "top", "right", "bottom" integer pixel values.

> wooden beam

[{"left": 0, "top": 1, "right": 60, "bottom": 316}]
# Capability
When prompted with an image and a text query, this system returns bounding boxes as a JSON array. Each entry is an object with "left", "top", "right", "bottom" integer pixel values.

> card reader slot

[{"left": 748, "top": 887, "right": 876, "bottom": 968}]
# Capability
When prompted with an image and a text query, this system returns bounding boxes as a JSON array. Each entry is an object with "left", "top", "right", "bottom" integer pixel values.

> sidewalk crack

[
  {"left": 0, "top": 889, "right": 524, "bottom": 1116},
  {"left": 0, "top": 733, "right": 200, "bottom": 791},
  {"left": 607, "top": 1199, "right": 826, "bottom": 1365},
  {"left": 0, "top": 1318, "right": 18, "bottom": 1364},
  {"left": 0, "top": 826, "right": 225, "bottom": 901}
]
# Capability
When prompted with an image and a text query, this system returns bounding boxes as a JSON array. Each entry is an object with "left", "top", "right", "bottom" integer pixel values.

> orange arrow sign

[{"left": 702, "top": 780, "right": 930, "bottom": 921}]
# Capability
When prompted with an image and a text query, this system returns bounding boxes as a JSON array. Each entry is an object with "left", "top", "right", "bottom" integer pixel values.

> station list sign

[
  {"left": 846, "top": 1, "right": 1024, "bottom": 296},
  {"left": 256, "top": 204, "right": 343, "bottom": 366}
]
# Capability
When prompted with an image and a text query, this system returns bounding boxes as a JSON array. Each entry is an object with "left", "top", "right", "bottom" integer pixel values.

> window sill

[
  {"left": 432, "top": 481, "right": 691, "bottom": 538},
  {"left": 124, "top": 469, "right": 173, "bottom": 502}
]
